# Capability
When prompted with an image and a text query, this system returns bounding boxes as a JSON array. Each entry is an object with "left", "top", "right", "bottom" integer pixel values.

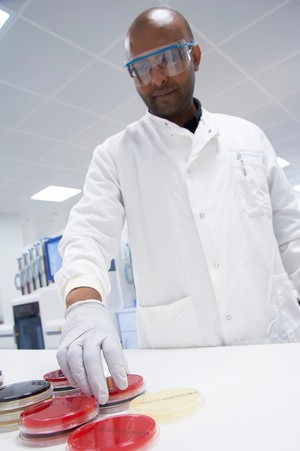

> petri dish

[
  {"left": 0, "top": 380, "right": 53, "bottom": 412},
  {"left": 43, "top": 369, "right": 82, "bottom": 398},
  {"left": 19, "top": 395, "right": 99, "bottom": 436},
  {"left": 18, "top": 429, "right": 73, "bottom": 447},
  {"left": 0, "top": 407, "right": 24, "bottom": 431},
  {"left": 99, "top": 374, "right": 146, "bottom": 415},
  {"left": 0, "top": 380, "right": 53, "bottom": 430},
  {"left": 17, "top": 431, "right": 70, "bottom": 449},
  {"left": 53, "top": 387, "right": 82, "bottom": 398},
  {"left": 128, "top": 387, "right": 204, "bottom": 423},
  {"left": 105, "top": 374, "right": 145, "bottom": 404},
  {"left": 43, "top": 369, "right": 73, "bottom": 389},
  {"left": 67, "top": 414, "right": 159, "bottom": 451}
]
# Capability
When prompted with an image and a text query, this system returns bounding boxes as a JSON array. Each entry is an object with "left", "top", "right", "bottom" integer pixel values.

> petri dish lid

[
  {"left": 0, "top": 380, "right": 52, "bottom": 412},
  {"left": 19, "top": 395, "right": 99, "bottom": 435},
  {"left": 43, "top": 369, "right": 72, "bottom": 388},
  {"left": 128, "top": 387, "right": 204, "bottom": 423},
  {"left": 67, "top": 414, "right": 159, "bottom": 451},
  {"left": 105, "top": 374, "right": 145, "bottom": 405}
]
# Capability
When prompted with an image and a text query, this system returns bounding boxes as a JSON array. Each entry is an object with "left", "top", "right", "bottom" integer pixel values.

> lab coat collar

[{"left": 143, "top": 108, "right": 219, "bottom": 144}]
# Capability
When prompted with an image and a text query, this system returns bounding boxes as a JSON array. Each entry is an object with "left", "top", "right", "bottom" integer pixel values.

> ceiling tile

[
  {"left": 280, "top": 89, "right": 300, "bottom": 120},
  {"left": 170, "top": 0, "right": 285, "bottom": 44},
  {"left": 243, "top": 102, "right": 293, "bottom": 131},
  {"left": 0, "top": 83, "right": 44, "bottom": 127},
  {"left": 274, "top": 135, "right": 300, "bottom": 173},
  {"left": 16, "top": 163, "right": 76, "bottom": 187},
  {"left": 22, "top": 0, "right": 158, "bottom": 55},
  {"left": 0, "top": 18, "right": 92, "bottom": 95},
  {"left": 264, "top": 119, "right": 300, "bottom": 146},
  {"left": 196, "top": 50, "right": 246, "bottom": 101},
  {"left": 0, "top": 157, "right": 32, "bottom": 181},
  {"left": 54, "top": 60, "right": 136, "bottom": 115},
  {"left": 220, "top": 1, "right": 300, "bottom": 75},
  {"left": 59, "top": 172, "right": 86, "bottom": 190},
  {"left": 0, "top": 0, "right": 25, "bottom": 13},
  {"left": 0, "top": 131, "right": 59, "bottom": 161},
  {"left": 100, "top": 38, "right": 127, "bottom": 71},
  {"left": 70, "top": 118, "right": 124, "bottom": 149},
  {"left": 109, "top": 97, "right": 147, "bottom": 125},
  {"left": 254, "top": 52, "right": 300, "bottom": 99},
  {"left": 17, "top": 100, "right": 98, "bottom": 140},
  {"left": 201, "top": 80, "right": 271, "bottom": 116},
  {"left": 38, "top": 144, "right": 94, "bottom": 172},
  {"left": 0, "top": 127, "right": 9, "bottom": 138}
]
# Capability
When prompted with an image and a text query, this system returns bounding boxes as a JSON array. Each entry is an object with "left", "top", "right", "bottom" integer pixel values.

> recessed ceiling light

[
  {"left": 0, "top": 8, "right": 10, "bottom": 30},
  {"left": 277, "top": 157, "right": 290, "bottom": 168},
  {"left": 31, "top": 186, "right": 81, "bottom": 202},
  {"left": 293, "top": 185, "right": 300, "bottom": 192}
]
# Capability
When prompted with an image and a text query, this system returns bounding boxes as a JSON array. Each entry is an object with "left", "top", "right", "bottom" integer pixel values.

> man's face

[{"left": 126, "top": 32, "right": 200, "bottom": 124}]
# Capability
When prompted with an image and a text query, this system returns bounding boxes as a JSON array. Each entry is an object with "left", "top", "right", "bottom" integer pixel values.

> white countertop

[{"left": 1, "top": 343, "right": 300, "bottom": 450}]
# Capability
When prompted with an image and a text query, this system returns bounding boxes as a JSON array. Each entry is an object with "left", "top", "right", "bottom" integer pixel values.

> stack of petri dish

[
  {"left": 43, "top": 369, "right": 81, "bottom": 397},
  {"left": 19, "top": 395, "right": 99, "bottom": 447},
  {"left": 67, "top": 413, "right": 159, "bottom": 451},
  {"left": 99, "top": 374, "right": 146, "bottom": 415},
  {"left": 0, "top": 380, "right": 53, "bottom": 431}
]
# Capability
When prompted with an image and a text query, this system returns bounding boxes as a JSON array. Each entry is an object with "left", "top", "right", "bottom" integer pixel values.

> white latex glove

[{"left": 56, "top": 300, "right": 129, "bottom": 404}]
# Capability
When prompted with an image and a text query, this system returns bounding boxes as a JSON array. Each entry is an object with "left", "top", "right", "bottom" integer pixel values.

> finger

[
  {"left": 56, "top": 346, "right": 78, "bottom": 387},
  {"left": 83, "top": 343, "right": 109, "bottom": 404},
  {"left": 67, "top": 342, "right": 93, "bottom": 395},
  {"left": 102, "top": 336, "right": 129, "bottom": 390}
]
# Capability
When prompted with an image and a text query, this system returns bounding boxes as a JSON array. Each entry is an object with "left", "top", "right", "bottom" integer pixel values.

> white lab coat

[{"left": 55, "top": 109, "right": 300, "bottom": 348}]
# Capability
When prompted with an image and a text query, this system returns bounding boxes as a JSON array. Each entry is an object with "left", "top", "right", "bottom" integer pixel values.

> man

[{"left": 55, "top": 7, "right": 300, "bottom": 404}]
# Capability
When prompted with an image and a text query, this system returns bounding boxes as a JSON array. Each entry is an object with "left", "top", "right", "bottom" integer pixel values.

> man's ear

[{"left": 192, "top": 44, "right": 201, "bottom": 72}]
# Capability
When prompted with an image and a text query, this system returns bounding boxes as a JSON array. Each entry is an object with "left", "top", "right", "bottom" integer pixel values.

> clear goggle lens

[{"left": 125, "top": 40, "right": 194, "bottom": 87}]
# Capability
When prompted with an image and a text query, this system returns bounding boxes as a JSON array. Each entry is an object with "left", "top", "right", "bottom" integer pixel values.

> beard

[{"left": 137, "top": 75, "right": 195, "bottom": 121}]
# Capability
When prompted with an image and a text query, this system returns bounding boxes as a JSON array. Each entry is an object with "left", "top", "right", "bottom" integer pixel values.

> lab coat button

[
  {"left": 187, "top": 168, "right": 191, "bottom": 173},
  {"left": 214, "top": 263, "right": 220, "bottom": 269},
  {"left": 226, "top": 315, "right": 232, "bottom": 321},
  {"left": 199, "top": 213, "right": 205, "bottom": 219}
]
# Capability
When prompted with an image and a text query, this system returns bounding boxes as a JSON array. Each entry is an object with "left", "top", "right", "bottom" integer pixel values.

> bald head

[{"left": 125, "top": 7, "right": 194, "bottom": 59}]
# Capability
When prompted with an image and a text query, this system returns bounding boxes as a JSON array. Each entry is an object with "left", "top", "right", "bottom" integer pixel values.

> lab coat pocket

[
  {"left": 233, "top": 160, "right": 271, "bottom": 217},
  {"left": 274, "top": 274, "right": 300, "bottom": 342},
  {"left": 137, "top": 296, "right": 204, "bottom": 348}
]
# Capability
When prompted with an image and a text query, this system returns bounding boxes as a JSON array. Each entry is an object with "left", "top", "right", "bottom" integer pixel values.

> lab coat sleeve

[
  {"left": 54, "top": 141, "right": 125, "bottom": 302},
  {"left": 262, "top": 130, "right": 300, "bottom": 295}
]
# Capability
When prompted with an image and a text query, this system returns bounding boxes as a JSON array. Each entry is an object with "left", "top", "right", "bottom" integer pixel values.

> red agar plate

[
  {"left": 105, "top": 374, "right": 145, "bottom": 404},
  {"left": 19, "top": 395, "right": 99, "bottom": 435},
  {"left": 67, "top": 414, "right": 159, "bottom": 450}
]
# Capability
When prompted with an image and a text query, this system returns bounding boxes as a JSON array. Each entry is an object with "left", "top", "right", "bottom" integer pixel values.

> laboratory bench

[{"left": 0, "top": 342, "right": 300, "bottom": 450}]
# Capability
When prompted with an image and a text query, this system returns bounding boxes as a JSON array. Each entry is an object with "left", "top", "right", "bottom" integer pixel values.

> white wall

[{"left": 0, "top": 214, "right": 24, "bottom": 323}]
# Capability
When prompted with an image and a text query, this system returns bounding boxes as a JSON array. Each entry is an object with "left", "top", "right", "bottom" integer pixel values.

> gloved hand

[{"left": 56, "top": 300, "right": 129, "bottom": 404}]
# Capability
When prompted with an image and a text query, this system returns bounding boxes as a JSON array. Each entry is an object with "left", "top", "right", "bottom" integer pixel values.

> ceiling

[{"left": 1, "top": 0, "right": 300, "bottom": 244}]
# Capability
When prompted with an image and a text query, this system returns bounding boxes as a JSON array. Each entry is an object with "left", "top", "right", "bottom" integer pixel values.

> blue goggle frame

[{"left": 124, "top": 41, "right": 194, "bottom": 86}]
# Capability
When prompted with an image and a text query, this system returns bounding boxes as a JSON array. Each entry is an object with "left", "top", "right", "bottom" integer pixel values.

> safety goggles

[{"left": 125, "top": 40, "right": 194, "bottom": 87}]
